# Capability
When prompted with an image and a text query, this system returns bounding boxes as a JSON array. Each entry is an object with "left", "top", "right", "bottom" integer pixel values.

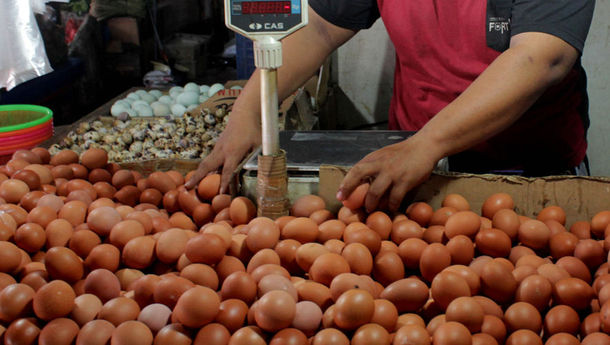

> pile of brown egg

[{"left": 0, "top": 147, "right": 610, "bottom": 345}]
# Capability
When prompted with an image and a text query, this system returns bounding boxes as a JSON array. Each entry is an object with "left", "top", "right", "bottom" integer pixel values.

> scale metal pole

[{"left": 254, "top": 37, "right": 289, "bottom": 218}]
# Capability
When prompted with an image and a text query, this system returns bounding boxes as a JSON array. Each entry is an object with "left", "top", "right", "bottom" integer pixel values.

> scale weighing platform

[{"left": 240, "top": 130, "right": 415, "bottom": 203}]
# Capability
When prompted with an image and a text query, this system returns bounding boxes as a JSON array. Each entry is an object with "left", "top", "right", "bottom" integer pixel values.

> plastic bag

[{"left": 0, "top": 0, "right": 53, "bottom": 90}]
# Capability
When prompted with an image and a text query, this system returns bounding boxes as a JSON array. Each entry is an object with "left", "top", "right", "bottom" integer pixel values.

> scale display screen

[
  {"left": 241, "top": 1, "right": 291, "bottom": 14},
  {"left": 226, "top": 0, "right": 306, "bottom": 36}
]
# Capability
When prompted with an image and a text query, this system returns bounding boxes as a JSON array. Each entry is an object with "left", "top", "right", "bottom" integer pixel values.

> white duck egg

[
  {"left": 134, "top": 104, "right": 153, "bottom": 117},
  {"left": 126, "top": 92, "right": 140, "bottom": 100},
  {"left": 184, "top": 82, "right": 200, "bottom": 93},
  {"left": 132, "top": 100, "right": 149, "bottom": 108},
  {"left": 158, "top": 95, "right": 173, "bottom": 105},
  {"left": 199, "top": 84, "right": 210, "bottom": 94},
  {"left": 135, "top": 89, "right": 149, "bottom": 97},
  {"left": 149, "top": 90, "right": 163, "bottom": 99},
  {"left": 177, "top": 91, "right": 200, "bottom": 106},
  {"left": 115, "top": 99, "right": 131, "bottom": 108},
  {"left": 153, "top": 103, "right": 171, "bottom": 116},
  {"left": 125, "top": 108, "right": 138, "bottom": 117},
  {"left": 186, "top": 104, "right": 198, "bottom": 112},
  {"left": 140, "top": 93, "right": 157, "bottom": 104},
  {"left": 169, "top": 86, "right": 184, "bottom": 98},
  {"left": 111, "top": 103, "right": 128, "bottom": 116},
  {"left": 171, "top": 104, "right": 187, "bottom": 117},
  {"left": 199, "top": 94, "right": 210, "bottom": 103},
  {"left": 208, "top": 83, "right": 225, "bottom": 97},
  {"left": 230, "top": 85, "right": 243, "bottom": 90}
]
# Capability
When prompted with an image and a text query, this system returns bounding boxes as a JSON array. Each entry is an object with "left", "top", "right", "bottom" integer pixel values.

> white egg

[
  {"left": 158, "top": 95, "right": 173, "bottom": 105},
  {"left": 199, "top": 94, "right": 210, "bottom": 103},
  {"left": 149, "top": 90, "right": 163, "bottom": 99},
  {"left": 177, "top": 91, "right": 200, "bottom": 106},
  {"left": 126, "top": 92, "right": 140, "bottom": 101},
  {"left": 184, "top": 82, "right": 200, "bottom": 93},
  {"left": 110, "top": 103, "right": 128, "bottom": 116},
  {"left": 115, "top": 99, "right": 131, "bottom": 108},
  {"left": 169, "top": 86, "right": 184, "bottom": 98},
  {"left": 132, "top": 100, "right": 149, "bottom": 108},
  {"left": 230, "top": 85, "right": 243, "bottom": 90},
  {"left": 134, "top": 104, "right": 153, "bottom": 117},
  {"left": 125, "top": 108, "right": 138, "bottom": 117},
  {"left": 171, "top": 103, "right": 187, "bottom": 117},
  {"left": 208, "top": 83, "right": 225, "bottom": 97},
  {"left": 186, "top": 104, "right": 198, "bottom": 112},
  {"left": 152, "top": 103, "right": 171, "bottom": 116},
  {"left": 199, "top": 85, "right": 210, "bottom": 94},
  {"left": 122, "top": 98, "right": 133, "bottom": 105},
  {"left": 135, "top": 89, "right": 149, "bottom": 97},
  {"left": 140, "top": 93, "right": 156, "bottom": 104}
]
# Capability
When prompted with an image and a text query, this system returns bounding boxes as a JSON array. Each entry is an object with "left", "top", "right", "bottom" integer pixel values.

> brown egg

[
  {"left": 45, "top": 246, "right": 84, "bottom": 283},
  {"left": 393, "top": 324, "right": 430, "bottom": 345},
  {"left": 445, "top": 211, "right": 481, "bottom": 239},
  {"left": 0, "top": 283, "right": 36, "bottom": 322},
  {"left": 504, "top": 302, "right": 541, "bottom": 333},
  {"left": 290, "top": 194, "right": 325, "bottom": 217},
  {"left": 57, "top": 200, "right": 87, "bottom": 227},
  {"left": 13, "top": 169, "right": 41, "bottom": 190},
  {"left": 83, "top": 268, "right": 121, "bottom": 303},
  {"left": 111, "top": 320, "right": 153, "bottom": 345},
  {"left": 518, "top": 219, "right": 551, "bottom": 250},
  {"left": 122, "top": 236, "right": 156, "bottom": 269},
  {"left": 491, "top": 209, "right": 521, "bottom": 240},
  {"left": 209, "top": 194, "right": 231, "bottom": 214},
  {"left": 544, "top": 304, "right": 580, "bottom": 336},
  {"left": 80, "top": 148, "right": 107, "bottom": 170},
  {"left": 172, "top": 285, "right": 220, "bottom": 328},
  {"left": 397, "top": 238, "right": 427, "bottom": 270},
  {"left": 221, "top": 271, "right": 257, "bottom": 304},
  {"left": 98, "top": 296, "right": 140, "bottom": 326},
  {"left": 155, "top": 228, "right": 188, "bottom": 264},
  {"left": 480, "top": 259, "right": 517, "bottom": 304},
  {"left": 68, "top": 229, "right": 100, "bottom": 259},
  {"left": 215, "top": 255, "right": 246, "bottom": 284},
  {"left": 446, "top": 235, "right": 475, "bottom": 265},
  {"left": 71, "top": 293, "right": 103, "bottom": 326},
  {"left": 38, "top": 317, "right": 79, "bottom": 345},
  {"left": 185, "top": 233, "right": 226, "bottom": 265},
  {"left": 341, "top": 243, "right": 373, "bottom": 275},
  {"left": 433, "top": 321, "right": 471, "bottom": 345},
  {"left": 33, "top": 280, "right": 76, "bottom": 320},
  {"left": 85, "top": 243, "right": 120, "bottom": 271},
  {"left": 554, "top": 277, "right": 594, "bottom": 310},
  {"left": 44, "top": 219, "right": 73, "bottom": 248},
  {"left": 4, "top": 318, "right": 41, "bottom": 345},
  {"left": 30, "top": 147, "right": 50, "bottom": 164},
  {"left": 295, "top": 281, "right": 332, "bottom": 310},
  {"left": 380, "top": 278, "right": 428, "bottom": 313},
  {"left": 147, "top": 172, "right": 177, "bottom": 195},
  {"left": 419, "top": 243, "right": 451, "bottom": 282},
  {"left": 63, "top": 317, "right": 107, "bottom": 344},
  {"left": 404, "top": 202, "right": 433, "bottom": 227},
  {"left": 475, "top": 229, "right": 511, "bottom": 258},
  {"left": 479, "top": 315, "right": 506, "bottom": 344},
  {"left": 193, "top": 323, "right": 231, "bottom": 345},
  {"left": 481, "top": 193, "right": 514, "bottom": 219},
  {"left": 372, "top": 251, "right": 404, "bottom": 287},
  {"left": 515, "top": 274, "right": 551, "bottom": 311},
  {"left": 213, "top": 299, "right": 249, "bottom": 333},
  {"left": 0, "top": 241, "right": 23, "bottom": 273},
  {"left": 269, "top": 328, "right": 309, "bottom": 345},
  {"left": 0, "top": 179, "right": 30, "bottom": 203},
  {"left": 574, "top": 239, "right": 605, "bottom": 270},
  {"left": 445, "top": 296, "right": 484, "bottom": 333},
  {"left": 311, "top": 328, "right": 349, "bottom": 345},
  {"left": 279, "top": 217, "right": 318, "bottom": 244},
  {"left": 351, "top": 323, "right": 390, "bottom": 345},
  {"left": 197, "top": 174, "right": 221, "bottom": 201},
  {"left": 246, "top": 217, "right": 281, "bottom": 252},
  {"left": 14, "top": 222, "right": 46, "bottom": 253},
  {"left": 391, "top": 219, "right": 423, "bottom": 244},
  {"left": 86, "top": 206, "right": 121, "bottom": 237},
  {"left": 13, "top": 150, "right": 43, "bottom": 164},
  {"left": 51, "top": 150, "right": 78, "bottom": 166},
  {"left": 24, "top": 164, "right": 53, "bottom": 185}
]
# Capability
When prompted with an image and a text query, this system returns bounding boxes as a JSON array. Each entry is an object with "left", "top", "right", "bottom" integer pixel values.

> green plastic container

[{"left": 0, "top": 104, "right": 53, "bottom": 133}]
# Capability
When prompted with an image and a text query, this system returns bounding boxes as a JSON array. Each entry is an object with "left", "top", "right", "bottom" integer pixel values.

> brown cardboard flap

[{"left": 319, "top": 165, "right": 610, "bottom": 225}]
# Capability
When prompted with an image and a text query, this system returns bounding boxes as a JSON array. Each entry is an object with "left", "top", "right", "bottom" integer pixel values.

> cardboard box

[{"left": 319, "top": 165, "right": 610, "bottom": 226}]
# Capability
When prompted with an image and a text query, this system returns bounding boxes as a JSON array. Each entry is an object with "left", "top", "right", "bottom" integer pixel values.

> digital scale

[{"left": 225, "top": 0, "right": 308, "bottom": 218}]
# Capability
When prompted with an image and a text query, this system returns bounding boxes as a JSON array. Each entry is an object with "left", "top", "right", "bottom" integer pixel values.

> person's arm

[
  {"left": 337, "top": 32, "right": 580, "bottom": 212},
  {"left": 186, "top": 7, "right": 356, "bottom": 191}
]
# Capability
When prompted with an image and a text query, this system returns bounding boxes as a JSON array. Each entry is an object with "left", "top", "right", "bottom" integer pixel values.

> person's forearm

[
  {"left": 413, "top": 32, "right": 580, "bottom": 162},
  {"left": 230, "top": 7, "right": 355, "bottom": 126}
]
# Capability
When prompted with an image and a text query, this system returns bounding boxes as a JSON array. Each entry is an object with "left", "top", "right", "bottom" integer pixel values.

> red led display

[{"left": 241, "top": 1, "right": 291, "bottom": 14}]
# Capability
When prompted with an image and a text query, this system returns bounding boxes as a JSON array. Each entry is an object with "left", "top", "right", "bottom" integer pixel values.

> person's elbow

[{"left": 509, "top": 32, "right": 580, "bottom": 87}]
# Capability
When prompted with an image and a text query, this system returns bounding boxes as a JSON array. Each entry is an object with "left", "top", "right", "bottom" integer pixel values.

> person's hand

[
  {"left": 185, "top": 112, "right": 261, "bottom": 193},
  {"left": 335, "top": 135, "right": 443, "bottom": 213}
]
